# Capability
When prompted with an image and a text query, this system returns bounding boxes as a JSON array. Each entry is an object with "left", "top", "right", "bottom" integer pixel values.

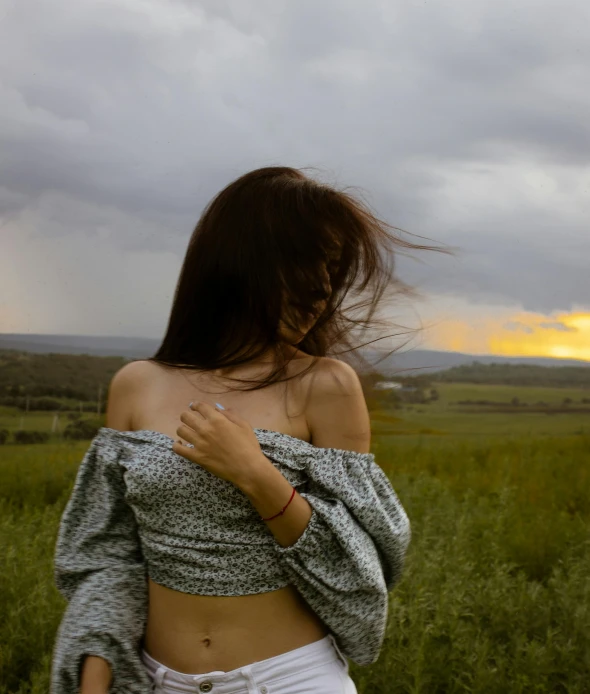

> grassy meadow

[{"left": 1, "top": 381, "right": 589, "bottom": 693}]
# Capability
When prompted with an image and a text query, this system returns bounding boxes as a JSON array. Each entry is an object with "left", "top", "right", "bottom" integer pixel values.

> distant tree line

[
  {"left": 1, "top": 350, "right": 588, "bottom": 416},
  {"left": 429, "top": 362, "right": 590, "bottom": 388},
  {"left": 0, "top": 416, "right": 103, "bottom": 444},
  {"left": 0, "top": 349, "right": 131, "bottom": 407}
]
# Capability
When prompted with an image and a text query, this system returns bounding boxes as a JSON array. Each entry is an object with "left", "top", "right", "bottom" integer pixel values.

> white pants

[{"left": 141, "top": 634, "right": 358, "bottom": 694}]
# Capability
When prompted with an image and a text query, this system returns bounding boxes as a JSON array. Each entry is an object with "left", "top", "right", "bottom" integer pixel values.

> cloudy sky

[{"left": 1, "top": 0, "right": 589, "bottom": 361}]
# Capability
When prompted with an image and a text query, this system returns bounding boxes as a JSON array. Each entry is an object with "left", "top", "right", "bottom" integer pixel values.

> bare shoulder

[
  {"left": 304, "top": 357, "right": 371, "bottom": 453},
  {"left": 105, "top": 360, "right": 156, "bottom": 430}
]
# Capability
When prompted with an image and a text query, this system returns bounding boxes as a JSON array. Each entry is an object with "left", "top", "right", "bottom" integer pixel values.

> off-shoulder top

[{"left": 50, "top": 426, "right": 411, "bottom": 694}]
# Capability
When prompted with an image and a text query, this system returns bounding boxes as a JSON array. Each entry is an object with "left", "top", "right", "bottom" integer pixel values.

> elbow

[{"left": 368, "top": 581, "right": 389, "bottom": 635}]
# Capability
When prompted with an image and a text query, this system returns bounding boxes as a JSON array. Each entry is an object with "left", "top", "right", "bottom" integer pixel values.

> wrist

[
  {"left": 80, "top": 655, "right": 112, "bottom": 692},
  {"left": 261, "top": 486, "right": 296, "bottom": 521},
  {"left": 235, "top": 453, "right": 275, "bottom": 495}
]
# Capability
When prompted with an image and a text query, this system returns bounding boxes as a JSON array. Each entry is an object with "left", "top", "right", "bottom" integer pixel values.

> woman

[{"left": 51, "top": 166, "right": 450, "bottom": 694}]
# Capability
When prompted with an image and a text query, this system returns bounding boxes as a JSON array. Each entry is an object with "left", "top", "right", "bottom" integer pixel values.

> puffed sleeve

[
  {"left": 50, "top": 431, "right": 152, "bottom": 694},
  {"left": 271, "top": 446, "right": 411, "bottom": 666}
]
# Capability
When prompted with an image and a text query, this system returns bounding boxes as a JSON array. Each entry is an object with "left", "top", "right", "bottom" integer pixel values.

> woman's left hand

[{"left": 172, "top": 402, "right": 270, "bottom": 489}]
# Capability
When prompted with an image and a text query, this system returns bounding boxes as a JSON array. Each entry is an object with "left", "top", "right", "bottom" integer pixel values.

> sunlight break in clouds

[{"left": 422, "top": 304, "right": 590, "bottom": 362}]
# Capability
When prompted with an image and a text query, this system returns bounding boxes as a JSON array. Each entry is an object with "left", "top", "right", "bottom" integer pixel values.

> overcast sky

[{"left": 1, "top": 0, "right": 589, "bottom": 360}]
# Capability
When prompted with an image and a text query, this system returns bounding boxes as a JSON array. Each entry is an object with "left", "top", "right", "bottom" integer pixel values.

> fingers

[
  {"left": 176, "top": 423, "right": 200, "bottom": 445},
  {"left": 177, "top": 402, "right": 231, "bottom": 444},
  {"left": 178, "top": 401, "right": 226, "bottom": 439},
  {"left": 188, "top": 401, "right": 223, "bottom": 418}
]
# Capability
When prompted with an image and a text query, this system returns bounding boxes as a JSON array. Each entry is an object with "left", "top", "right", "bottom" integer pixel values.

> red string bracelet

[{"left": 261, "top": 487, "right": 296, "bottom": 521}]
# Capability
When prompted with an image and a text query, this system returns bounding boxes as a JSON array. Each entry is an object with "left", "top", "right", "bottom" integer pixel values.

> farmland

[{"left": 1, "top": 378, "right": 589, "bottom": 693}]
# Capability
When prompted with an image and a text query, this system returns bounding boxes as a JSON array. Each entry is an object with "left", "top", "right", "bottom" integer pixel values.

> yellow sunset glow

[{"left": 424, "top": 311, "right": 590, "bottom": 363}]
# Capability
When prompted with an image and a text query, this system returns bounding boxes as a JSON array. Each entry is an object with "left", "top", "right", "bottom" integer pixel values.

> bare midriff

[
  {"left": 143, "top": 579, "right": 329, "bottom": 673},
  {"left": 132, "top": 350, "right": 331, "bottom": 674}
]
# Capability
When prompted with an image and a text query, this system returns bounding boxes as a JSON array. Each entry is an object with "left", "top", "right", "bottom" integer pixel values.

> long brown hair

[{"left": 147, "top": 166, "right": 455, "bottom": 391}]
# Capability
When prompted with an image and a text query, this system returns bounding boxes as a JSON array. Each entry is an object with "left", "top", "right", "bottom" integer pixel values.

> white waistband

[{"left": 141, "top": 634, "right": 347, "bottom": 693}]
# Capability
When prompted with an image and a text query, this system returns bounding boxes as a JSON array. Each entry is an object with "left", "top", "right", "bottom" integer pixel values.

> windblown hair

[{"left": 148, "top": 166, "right": 454, "bottom": 391}]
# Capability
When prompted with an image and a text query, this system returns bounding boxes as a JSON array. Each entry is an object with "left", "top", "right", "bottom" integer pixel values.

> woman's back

[
  {"left": 125, "top": 348, "right": 317, "bottom": 446},
  {"left": 110, "top": 351, "right": 365, "bottom": 674},
  {"left": 52, "top": 165, "right": 428, "bottom": 692}
]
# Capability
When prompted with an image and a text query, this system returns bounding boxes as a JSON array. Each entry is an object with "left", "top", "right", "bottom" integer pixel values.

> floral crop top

[{"left": 50, "top": 427, "right": 411, "bottom": 693}]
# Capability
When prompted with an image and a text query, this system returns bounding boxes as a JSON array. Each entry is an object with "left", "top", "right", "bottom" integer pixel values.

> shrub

[
  {"left": 62, "top": 419, "right": 101, "bottom": 440},
  {"left": 13, "top": 431, "right": 50, "bottom": 444}
]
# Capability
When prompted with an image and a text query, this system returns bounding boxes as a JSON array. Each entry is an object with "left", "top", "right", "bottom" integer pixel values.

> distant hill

[
  {"left": 361, "top": 347, "right": 590, "bottom": 375},
  {"left": 1, "top": 333, "right": 589, "bottom": 374},
  {"left": 1, "top": 334, "right": 589, "bottom": 407},
  {"left": 0, "top": 333, "right": 157, "bottom": 359}
]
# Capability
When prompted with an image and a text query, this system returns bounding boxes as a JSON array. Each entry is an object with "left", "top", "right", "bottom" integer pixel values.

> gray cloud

[
  {"left": 504, "top": 322, "right": 535, "bottom": 334},
  {"left": 539, "top": 321, "right": 578, "bottom": 332},
  {"left": 1, "top": 0, "right": 589, "bottom": 337}
]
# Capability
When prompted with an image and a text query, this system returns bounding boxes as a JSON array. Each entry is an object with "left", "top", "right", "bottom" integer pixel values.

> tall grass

[
  {"left": 1, "top": 432, "right": 589, "bottom": 692},
  {"left": 0, "top": 501, "right": 66, "bottom": 694},
  {"left": 350, "top": 474, "right": 589, "bottom": 692}
]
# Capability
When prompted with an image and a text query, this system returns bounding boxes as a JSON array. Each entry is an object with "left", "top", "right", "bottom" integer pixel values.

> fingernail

[
  {"left": 189, "top": 401, "right": 193, "bottom": 408},
  {"left": 215, "top": 402, "right": 225, "bottom": 410}
]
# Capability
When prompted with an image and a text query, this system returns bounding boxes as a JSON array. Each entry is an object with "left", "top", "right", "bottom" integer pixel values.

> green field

[
  {"left": 1, "top": 383, "right": 589, "bottom": 693},
  {"left": 370, "top": 382, "right": 590, "bottom": 442}
]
